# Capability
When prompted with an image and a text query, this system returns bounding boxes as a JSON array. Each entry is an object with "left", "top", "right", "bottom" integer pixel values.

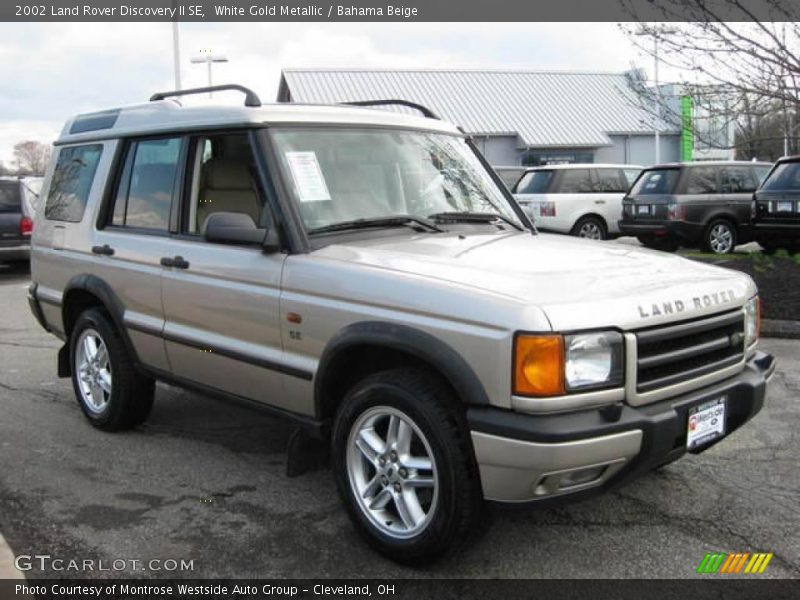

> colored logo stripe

[{"left": 697, "top": 552, "right": 773, "bottom": 574}]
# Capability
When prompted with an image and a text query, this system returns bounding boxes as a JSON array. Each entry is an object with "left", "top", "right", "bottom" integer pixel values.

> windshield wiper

[
  {"left": 427, "top": 211, "right": 523, "bottom": 231},
  {"left": 308, "top": 215, "right": 444, "bottom": 235}
]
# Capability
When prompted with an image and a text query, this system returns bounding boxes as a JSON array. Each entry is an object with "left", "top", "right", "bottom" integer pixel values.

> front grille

[{"left": 635, "top": 310, "right": 744, "bottom": 393}]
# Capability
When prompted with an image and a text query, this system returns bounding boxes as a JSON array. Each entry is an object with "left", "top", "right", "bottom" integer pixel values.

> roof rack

[
  {"left": 341, "top": 99, "right": 440, "bottom": 120},
  {"left": 150, "top": 84, "right": 262, "bottom": 107}
]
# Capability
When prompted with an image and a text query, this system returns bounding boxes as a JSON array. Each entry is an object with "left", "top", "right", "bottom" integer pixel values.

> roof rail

[
  {"left": 150, "top": 84, "right": 262, "bottom": 107},
  {"left": 341, "top": 99, "right": 440, "bottom": 120}
]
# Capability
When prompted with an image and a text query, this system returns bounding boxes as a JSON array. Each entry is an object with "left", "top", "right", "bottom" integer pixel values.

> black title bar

[{"left": 4, "top": 0, "right": 800, "bottom": 22}]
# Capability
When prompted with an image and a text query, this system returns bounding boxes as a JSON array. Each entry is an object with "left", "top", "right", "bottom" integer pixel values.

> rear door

[
  {"left": 681, "top": 165, "right": 722, "bottom": 229},
  {"left": 719, "top": 164, "right": 761, "bottom": 239},
  {"left": 0, "top": 180, "right": 25, "bottom": 248},
  {"left": 92, "top": 136, "right": 184, "bottom": 372},
  {"left": 158, "top": 130, "right": 292, "bottom": 412},
  {"left": 592, "top": 168, "right": 631, "bottom": 234}
]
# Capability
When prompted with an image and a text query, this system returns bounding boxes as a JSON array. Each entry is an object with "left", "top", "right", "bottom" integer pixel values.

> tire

[
  {"left": 69, "top": 307, "right": 155, "bottom": 431},
  {"left": 637, "top": 235, "right": 679, "bottom": 252},
  {"left": 703, "top": 219, "right": 737, "bottom": 255},
  {"left": 571, "top": 216, "right": 607, "bottom": 240},
  {"left": 331, "top": 368, "right": 482, "bottom": 564}
]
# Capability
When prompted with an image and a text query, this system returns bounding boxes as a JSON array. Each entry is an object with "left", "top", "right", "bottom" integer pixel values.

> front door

[{"left": 159, "top": 131, "right": 292, "bottom": 411}]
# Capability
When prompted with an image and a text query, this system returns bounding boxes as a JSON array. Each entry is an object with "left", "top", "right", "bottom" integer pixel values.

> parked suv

[
  {"left": 619, "top": 161, "right": 772, "bottom": 254},
  {"left": 0, "top": 176, "right": 41, "bottom": 263},
  {"left": 513, "top": 164, "right": 642, "bottom": 240},
  {"left": 752, "top": 155, "right": 800, "bottom": 253},
  {"left": 28, "top": 86, "right": 774, "bottom": 563}
]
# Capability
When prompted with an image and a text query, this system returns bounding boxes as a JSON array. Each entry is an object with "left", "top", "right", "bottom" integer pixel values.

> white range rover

[
  {"left": 27, "top": 86, "right": 774, "bottom": 564},
  {"left": 514, "top": 163, "right": 642, "bottom": 239}
]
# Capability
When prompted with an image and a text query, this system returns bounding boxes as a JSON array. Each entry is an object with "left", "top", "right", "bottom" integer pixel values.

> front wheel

[
  {"left": 703, "top": 219, "right": 737, "bottom": 255},
  {"left": 70, "top": 308, "right": 155, "bottom": 431},
  {"left": 571, "top": 216, "right": 607, "bottom": 240},
  {"left": 331, "top": 368, "right": 482, "bottom": 564}
]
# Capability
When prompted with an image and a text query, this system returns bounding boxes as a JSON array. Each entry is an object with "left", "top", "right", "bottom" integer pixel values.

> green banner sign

[{"left": 681, "top": 96, "right": 694, "bottom": 161}]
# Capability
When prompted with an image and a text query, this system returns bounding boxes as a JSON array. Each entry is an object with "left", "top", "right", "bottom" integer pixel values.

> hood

[{"left": 313, "top": 231, "right": 756, "bottom": 331}]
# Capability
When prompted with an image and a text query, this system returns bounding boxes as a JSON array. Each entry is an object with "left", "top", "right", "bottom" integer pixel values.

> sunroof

[{"left": 69, "top": 109, "right": 121, "bottom": 134}]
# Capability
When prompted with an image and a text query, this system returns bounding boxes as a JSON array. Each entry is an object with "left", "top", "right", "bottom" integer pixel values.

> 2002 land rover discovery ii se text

[{"left": 27, "top": 85, "right": 775, "bottom": 564}]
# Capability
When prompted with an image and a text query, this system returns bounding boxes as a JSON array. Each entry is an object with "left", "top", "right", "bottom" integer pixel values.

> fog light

[{"left": 559, "top": 466, "right": 606, "bottom": 488}]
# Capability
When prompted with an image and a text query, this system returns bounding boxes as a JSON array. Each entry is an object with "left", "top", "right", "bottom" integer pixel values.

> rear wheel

[
  {"left": 331, "top": 368, "right": 482, "bottom": 564},
  {"left": 703, "top": 219, "right": 737, "bottom": 255},
  {"left": 70, "top": 308, "right": 155, "bottom": 431},
  {"left": 571, "top": 216, "right": 607, "bottom": 240}
]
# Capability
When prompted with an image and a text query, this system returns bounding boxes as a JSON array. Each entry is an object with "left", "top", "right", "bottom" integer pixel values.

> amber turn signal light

[{"left": 513, "top": 334, "right": 565, "bottom": 396}]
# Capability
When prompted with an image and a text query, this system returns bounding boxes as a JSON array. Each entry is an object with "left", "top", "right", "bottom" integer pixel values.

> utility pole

[{"left": 190, "top": 52, "right": 229, "bottom": 97}]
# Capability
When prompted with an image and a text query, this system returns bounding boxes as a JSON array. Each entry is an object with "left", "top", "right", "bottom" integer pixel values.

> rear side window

[
  {"left": 720, "top": 166, "right": 758, "bottom": 194},
  {"left": 558, "top": 169, "right": 593, "bottom": 193},
  {"left": 514, "top": 170, "right": 554, "bottom": 194},
  {"left": 685, "top": 167, "right": 719, "bottom": 194},
  {"left": 44, "top": 144, "right": 103, "bottom": 222},
  {"left": 594, "top": 168, "right": 628, "bottom": 193},
  {"left": 630, "top": 169, "right": 679, "bottom": 195},
  {"left": 111, "top": 137, "right": 182, "bottom": 231},
  {"left": 0, "top": 182, "right": 21, "bottom": 213},
  {"left": 762, "top": 162, "right": 800, "bottom": 191}
]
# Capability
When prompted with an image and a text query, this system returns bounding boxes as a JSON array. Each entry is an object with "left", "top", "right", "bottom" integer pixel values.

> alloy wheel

[
  {"left": 75, "top": 328, "right": 112, "bottom": 414},
  {"left": 346, "top": 406, "right": 439, "bottom": 539}
]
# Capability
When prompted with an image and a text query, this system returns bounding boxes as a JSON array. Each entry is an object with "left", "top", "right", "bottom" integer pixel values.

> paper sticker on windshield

[{"left": 285, "top": 151, "right": 331, "bottom": 202}]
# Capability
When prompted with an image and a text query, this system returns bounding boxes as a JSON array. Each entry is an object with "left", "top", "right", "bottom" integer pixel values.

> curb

[
  {"left": 0, "top": 533, "right": 23, "bottom": 579},
  {"left": 761, "top": 319, "right": 800, "bottom": 340}
]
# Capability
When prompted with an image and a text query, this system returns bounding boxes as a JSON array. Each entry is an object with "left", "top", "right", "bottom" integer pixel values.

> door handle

[
  {"left": 91, "top": 244, "right": 114, "bottom": 256},
  {"left": 160, "top": 256, "right": 189, "bottom": 269}
]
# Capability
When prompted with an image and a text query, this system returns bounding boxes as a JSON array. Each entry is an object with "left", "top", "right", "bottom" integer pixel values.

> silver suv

[{"left": 28, "top": 85, "right": 775, "bottom": 563}]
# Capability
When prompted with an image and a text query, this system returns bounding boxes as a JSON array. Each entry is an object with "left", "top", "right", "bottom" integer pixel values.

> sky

[{"left": 0, "top": 22, "right": 679, "bottom": 165}]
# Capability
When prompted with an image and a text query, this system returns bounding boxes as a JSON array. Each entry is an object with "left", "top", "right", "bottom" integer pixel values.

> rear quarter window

[
  {"left": 720, "top": 166, "right": 758, "bottom": 194},
  {"left": 685, "top": 167, "right": 719, "bottom": 194},
  {"left": 557, "top": 169, "right": 593, "bottom": 193},
  {"left": 0, "top": 182, "right": 21, "bottom": 213},
  {"left": 45, "top": 144, "right": 103, "bottom": 222}
]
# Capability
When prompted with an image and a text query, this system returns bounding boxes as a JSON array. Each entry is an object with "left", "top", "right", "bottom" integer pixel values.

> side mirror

[{"left": 203, "top": 212, "right": 278, "bottom": 251}]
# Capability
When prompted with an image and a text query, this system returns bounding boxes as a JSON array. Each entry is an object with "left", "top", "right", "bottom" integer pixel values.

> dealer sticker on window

[
  {"left": 285, "top": 151, "right": 331, "bottom": 203},
  {"left": 687, "top": 397, "right": 726, "bottom": 450}
]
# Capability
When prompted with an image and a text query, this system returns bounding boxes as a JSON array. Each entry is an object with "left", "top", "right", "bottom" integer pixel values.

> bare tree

[
  {"left": 620, "top": 1, "right": 800, "bottom": 157},
  {"left": 13, "top": 140, "right": 51, "bottom": 176}
]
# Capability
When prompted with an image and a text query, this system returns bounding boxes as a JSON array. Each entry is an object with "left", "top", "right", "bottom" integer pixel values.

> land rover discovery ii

[{"left": 28, "top": 86, "right": 775, "bottom": 563}]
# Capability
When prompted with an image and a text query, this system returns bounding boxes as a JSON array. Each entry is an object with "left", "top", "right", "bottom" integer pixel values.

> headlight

[
  {"left": 565, "top": 332, "right": 624, "bottom": 391},
  {"left": 513, "top": 331, "right": 624, "bottom": 397},
  {"left": 744, "top": 296, "right": 760, "bottom": 347}
]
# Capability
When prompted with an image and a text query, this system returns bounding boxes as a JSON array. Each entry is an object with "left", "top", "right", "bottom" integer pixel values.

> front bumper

[{"left": 468, "top": 352, "right": 775, "bottom": 503}]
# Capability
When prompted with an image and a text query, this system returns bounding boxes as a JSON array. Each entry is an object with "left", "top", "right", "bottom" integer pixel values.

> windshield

[
  {"left": 762, "top": 162, "right": 800, "bottom": 191},
  {"left": 514, "top": 170, "right": 554, "bottom": 194},
  {"left": 270, "top": 128, "right": 522, "bottom": 232},
  {"left": 630, "top": 168, "right": 680, "bottom": 196}
]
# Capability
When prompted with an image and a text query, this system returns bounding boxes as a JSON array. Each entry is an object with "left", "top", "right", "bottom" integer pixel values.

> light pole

[
  {"left": 190, "top": 52, "right": 229, "bottom": 97},
  {"left": 171, "top": 0, "right": 181, "bottom": 90},
  {"left": 635, "top": 28, "right": 677, "bottom": 164},
  {"left": 172, "top": 22, "right": 181, "bottom": 90}
]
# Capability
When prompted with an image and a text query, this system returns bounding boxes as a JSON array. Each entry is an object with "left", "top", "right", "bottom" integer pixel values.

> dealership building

[{"left": 277, "top": 68, "right": 733, "bottom": 168}]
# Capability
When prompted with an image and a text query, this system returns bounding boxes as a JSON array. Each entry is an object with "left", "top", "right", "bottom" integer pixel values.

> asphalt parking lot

[{"left": 0, "top": 261, "right": 798, "bottom": 579}]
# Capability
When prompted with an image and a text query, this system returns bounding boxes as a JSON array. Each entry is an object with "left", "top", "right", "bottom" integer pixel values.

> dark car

[
  {"left": 752, "top": 156, "right": 800, "bottom": 253},
  {"left": 0, "top": 177, "right": 41, "bottom": 263},
  {"left": 619, "top": 161, "right": 772, "bottom": 254}
]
